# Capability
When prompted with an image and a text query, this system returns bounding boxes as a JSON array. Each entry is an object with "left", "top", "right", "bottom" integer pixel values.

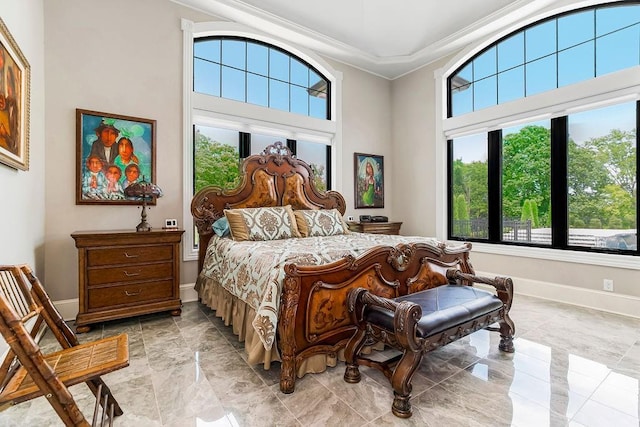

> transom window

[
  {"left": 445, "top": 2, "right": 639, "bottom": 257},
  {"left": 194, "top": 37, "right": 330, "bottom": 119},
  {"left": 449, "top": 2, "right": 640, "bottom": 116}
]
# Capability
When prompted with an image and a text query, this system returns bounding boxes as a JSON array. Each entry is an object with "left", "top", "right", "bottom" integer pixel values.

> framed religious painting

[
  {"left": 354, "top": 152, "right": 384, "bottom": 208},
  {"left": 0, "top": 17, "right": 31, "bottom": 170},
  {"left": 76, "top": 109, "right": 156, "bottom": 205}
]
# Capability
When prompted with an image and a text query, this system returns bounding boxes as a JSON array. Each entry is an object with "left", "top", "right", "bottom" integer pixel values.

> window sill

[{"left": 466, "top": 242, "right": 639, "bottom": 271}]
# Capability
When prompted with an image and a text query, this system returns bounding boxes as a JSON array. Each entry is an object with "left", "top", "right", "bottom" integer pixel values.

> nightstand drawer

[
  {"left": 88, "top": 262, "right": 173, "bottom": 286},
  {"left": 88, "top": 280, "right": 174, "bottom": 309},
  {"left": 87, "top": 245, "right": 172, "bottom": 267}
]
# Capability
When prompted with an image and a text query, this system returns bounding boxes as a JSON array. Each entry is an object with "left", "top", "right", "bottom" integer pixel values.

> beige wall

[
  {"left": 391, "top": 57, "right": 451, "bottom": 237},
  {"left": 391, "top": 57, "right": 640, "bottom": 301},
  {"left": 324, "top": 57, "right": 394, "bottom": 222},
  {"left": 31, "top": 0, "right": 640, "bottom": 309},
  {"left": 42, "top": 0, "right": 393, "bottom": 301},
  {"left": 0, "top": 0, "right": 46, "bottom": 273}
]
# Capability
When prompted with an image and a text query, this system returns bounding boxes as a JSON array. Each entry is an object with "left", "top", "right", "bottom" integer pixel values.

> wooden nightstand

[
  {"left": 347, "top": 221, "right": 402, "bottom": 235},
  {"left": 71, "top": 229, "right": 184, "bottom": 333}
]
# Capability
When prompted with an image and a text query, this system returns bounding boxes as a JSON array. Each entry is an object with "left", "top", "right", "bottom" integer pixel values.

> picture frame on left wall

[
  {"left": 0, "top": 17, "right": 30, "bottom": 171},
  {"left": 76, "top": 109, "right": 156, "bottom": 205}
]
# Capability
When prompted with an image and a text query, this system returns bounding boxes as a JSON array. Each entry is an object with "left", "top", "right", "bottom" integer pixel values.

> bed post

[{"left": 278, "top": 268, "right": 301, "bottom": 393}]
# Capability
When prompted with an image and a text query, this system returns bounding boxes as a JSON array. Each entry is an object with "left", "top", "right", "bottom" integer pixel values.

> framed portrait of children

[
  {"left": 0, "top": 17, "right": 31, "bottom": 171},
  {"left": 76, "top": 109, "right": 156, "bottom": 205},
  {"left": 354, "top": 152, "right": 384, "bottom": 209}
]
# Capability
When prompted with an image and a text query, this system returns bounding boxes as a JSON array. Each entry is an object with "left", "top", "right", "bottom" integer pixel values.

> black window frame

[{"left": 447, "top": 101, "right": 639, "bottom": 255}]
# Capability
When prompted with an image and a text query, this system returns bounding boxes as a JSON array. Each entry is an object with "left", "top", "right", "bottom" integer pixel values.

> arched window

[
  {"left": 182, "top": 21, "right": 342, "bottom": 261},
  {"left": 193, "top": 37, "right": 330, "bottom": 119},
  {"left": 440, "top": 1, "right": 639, "bottom": 263},
  {"left": 449, "top": 2, "right": 640, "bottom": 116}
]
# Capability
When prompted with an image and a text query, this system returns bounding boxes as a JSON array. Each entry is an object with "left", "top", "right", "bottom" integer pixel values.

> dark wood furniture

[
  {"left": 191, "top": 142, "right": 475, "bottom": 394},
  {"left": 0, "top": 264, "right": 129, "bottom": 426},
  {"left": 347, "top": 221, "right": 402, "bottom": 234},
  {"left": 344, "top": 269, "right": 515, "bottom": 418},
  {"left": 71, "top": 229, "right": 184, "bottom": 333}
]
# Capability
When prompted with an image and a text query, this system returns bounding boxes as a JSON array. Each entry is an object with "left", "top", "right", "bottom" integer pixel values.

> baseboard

[
  {"left": 476, "top": 271, "right": 640, "bottom": 319},
  {"left": 55, "top": 282, "right": 199, "bottom": 322},
  {"left": 54, "top": 279, "right": 640, "bottom": 322}
]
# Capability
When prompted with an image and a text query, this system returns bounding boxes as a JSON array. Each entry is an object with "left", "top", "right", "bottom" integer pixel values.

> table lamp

[{"left": 124, "top": 177, "right": 163, "bottom": 232}]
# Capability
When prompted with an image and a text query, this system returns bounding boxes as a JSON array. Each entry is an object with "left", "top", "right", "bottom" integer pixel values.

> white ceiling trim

[{"left": 173, "top": 0, "right": 559, "bottom": 79}]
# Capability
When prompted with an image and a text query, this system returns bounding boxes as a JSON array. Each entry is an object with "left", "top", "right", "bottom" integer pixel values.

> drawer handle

[
  {"left": 123, "top": 270, "right": 141, "bottom": 277},
  {"left": 124, "top": 289, "right": 142, "bottom": 296},
  {"left": 123, "top": 252, "right": 139, "bottom": 258}
]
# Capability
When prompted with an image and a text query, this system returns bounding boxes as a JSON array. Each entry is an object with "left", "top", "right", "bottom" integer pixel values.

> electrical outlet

[
  {"left": 603, "top": 279, "right": 614, "bottom": 292},
  {"left": 347, "top": 215, "right": 355, "bottom": 222}
]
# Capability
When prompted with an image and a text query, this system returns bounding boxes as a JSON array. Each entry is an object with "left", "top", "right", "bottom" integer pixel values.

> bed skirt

[{"left": 195, "top": 273, "right": 340, "bottom": 377}]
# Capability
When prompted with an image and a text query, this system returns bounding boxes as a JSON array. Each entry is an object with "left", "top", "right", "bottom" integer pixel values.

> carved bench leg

[
  {"left": 390, "top": 350, "right": 422, "bottom": 418},
  {"left": 344, "top": 327, "right": 367, "bottom": 384},
  {"left": 498, "top": 313, "right": 515, "bottom": 353}
]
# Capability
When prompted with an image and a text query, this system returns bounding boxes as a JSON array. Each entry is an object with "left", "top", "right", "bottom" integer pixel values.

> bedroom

[{"left": 1, "top": 0, "right": 639, "bottom": 425}]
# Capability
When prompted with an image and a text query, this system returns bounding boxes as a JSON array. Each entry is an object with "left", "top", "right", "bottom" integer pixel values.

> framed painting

[
  {"left": 0, "top": 17, "right": 30, "bottom": 170},
  {"left": 354, "top": 152, "right": 384, "bottom": 208},
  {"left": 76, "top": 109, "right": 156, "bottom": 205}
]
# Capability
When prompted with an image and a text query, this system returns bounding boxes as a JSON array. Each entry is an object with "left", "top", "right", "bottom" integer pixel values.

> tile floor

[{"left": 1, "top": 294, "right": 639, "bottom": 426}]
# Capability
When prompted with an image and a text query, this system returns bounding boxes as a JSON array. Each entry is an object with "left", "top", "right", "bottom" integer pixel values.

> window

[
  {"left": 443, "top": 2, "right": 640, "bottom": 258},
  {"left": 449, "top": 2, "right": 640, "bottom": 116},
  {"left": 182, "top": 21, "right": 342, "bottom": 261},
  {"left": 567, "top": 103, "right": 637, "bottom": 249},
  {"left": 194, "top": 37, "right": 329, "bottom": 119}
]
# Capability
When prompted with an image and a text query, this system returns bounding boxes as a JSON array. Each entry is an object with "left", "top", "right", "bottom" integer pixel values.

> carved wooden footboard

[{"left": 278, "top": 240, "right": 473, "bottom": 393}]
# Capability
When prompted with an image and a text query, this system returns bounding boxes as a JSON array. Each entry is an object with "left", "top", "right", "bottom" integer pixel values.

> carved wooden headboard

[{"left": 191, "top": 142, "right": 347, "bottom": 272}]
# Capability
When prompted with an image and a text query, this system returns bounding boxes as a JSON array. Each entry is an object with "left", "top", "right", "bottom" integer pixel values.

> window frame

[
  {"left": 181, "top": 20, "right": 343, "bottom": 261},
  {"left": 436, "top": 1, "right": 640, "bottom": 270}
]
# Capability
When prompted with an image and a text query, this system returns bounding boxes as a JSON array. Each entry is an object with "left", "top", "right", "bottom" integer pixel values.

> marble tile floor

[{"left": 1, "top": 294, "right": 639, "bottom": 427}]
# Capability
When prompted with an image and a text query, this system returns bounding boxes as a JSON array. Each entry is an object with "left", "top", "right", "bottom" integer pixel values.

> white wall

[{"left": 0, "top": 0, "right": 46, "bottom": 273}]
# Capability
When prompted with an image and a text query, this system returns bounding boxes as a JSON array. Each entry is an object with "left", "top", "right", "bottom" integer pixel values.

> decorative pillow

[
  {"left": 294, "top": 209, "right": 350, "bottom": 237},
  {"left": 212, "top": 216, "right": 230, "bottom": 237},
  {"left": 225, "top": 205, "right": 301, "bottom": 241}
]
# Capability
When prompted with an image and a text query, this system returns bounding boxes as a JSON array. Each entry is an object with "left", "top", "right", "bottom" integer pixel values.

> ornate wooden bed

[{"left": 191, "top": 142, "right": 474, "bottom": 393}]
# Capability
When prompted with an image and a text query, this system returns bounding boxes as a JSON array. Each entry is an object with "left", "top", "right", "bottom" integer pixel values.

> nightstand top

[{"left": 71, "top": 229, "right": 184, "bottom": 237}]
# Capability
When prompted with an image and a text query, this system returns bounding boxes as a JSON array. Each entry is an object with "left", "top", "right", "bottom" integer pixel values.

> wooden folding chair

[{"left": 0, "top": 265, "right": 129, "bottom": 426}]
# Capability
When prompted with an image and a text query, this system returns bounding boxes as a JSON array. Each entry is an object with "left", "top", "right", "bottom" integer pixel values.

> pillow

[
  {"left": 212, "top": 216, "right": 230, "bottom": 237},
  {"left": 225, "top": 205, "right": 301, "bottom": 241},
  {"left": 294, "top": 209, "right": 350, "bottom": 237}
]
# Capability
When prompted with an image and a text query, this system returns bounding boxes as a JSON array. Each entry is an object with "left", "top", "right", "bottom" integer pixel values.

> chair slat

[{"left": 0, "top": 264, "right": 129, "bottom": 426}]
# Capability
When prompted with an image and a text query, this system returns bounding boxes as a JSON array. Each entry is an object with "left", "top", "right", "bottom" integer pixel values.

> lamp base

[
  {"left": 135, "top": 199, "right": 152, "bottom": 232},
  {"left": 136, "top": 221, "right": 152, "bottom": 232}
]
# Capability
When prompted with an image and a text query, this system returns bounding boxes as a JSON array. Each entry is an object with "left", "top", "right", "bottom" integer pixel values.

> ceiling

[{"left": 175, "top": 0, "right": 568, "bottom": 79}]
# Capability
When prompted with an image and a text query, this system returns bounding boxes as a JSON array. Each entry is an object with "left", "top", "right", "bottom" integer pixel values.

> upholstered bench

[{"left": 343, "top": 269, "right": 515, "bottom": 418}]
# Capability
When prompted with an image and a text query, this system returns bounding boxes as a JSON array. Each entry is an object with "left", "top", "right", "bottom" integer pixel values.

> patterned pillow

[
  {"left": 225, "top": 205, "right": 301, "bottom": 241},
  {"left": 294, "top": 209, "right": 350, "bottom": 237}
]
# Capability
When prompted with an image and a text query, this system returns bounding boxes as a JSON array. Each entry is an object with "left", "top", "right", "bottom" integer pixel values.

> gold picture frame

[{"left": 0, "top": 17, "right": 30, "bottom": 170}]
